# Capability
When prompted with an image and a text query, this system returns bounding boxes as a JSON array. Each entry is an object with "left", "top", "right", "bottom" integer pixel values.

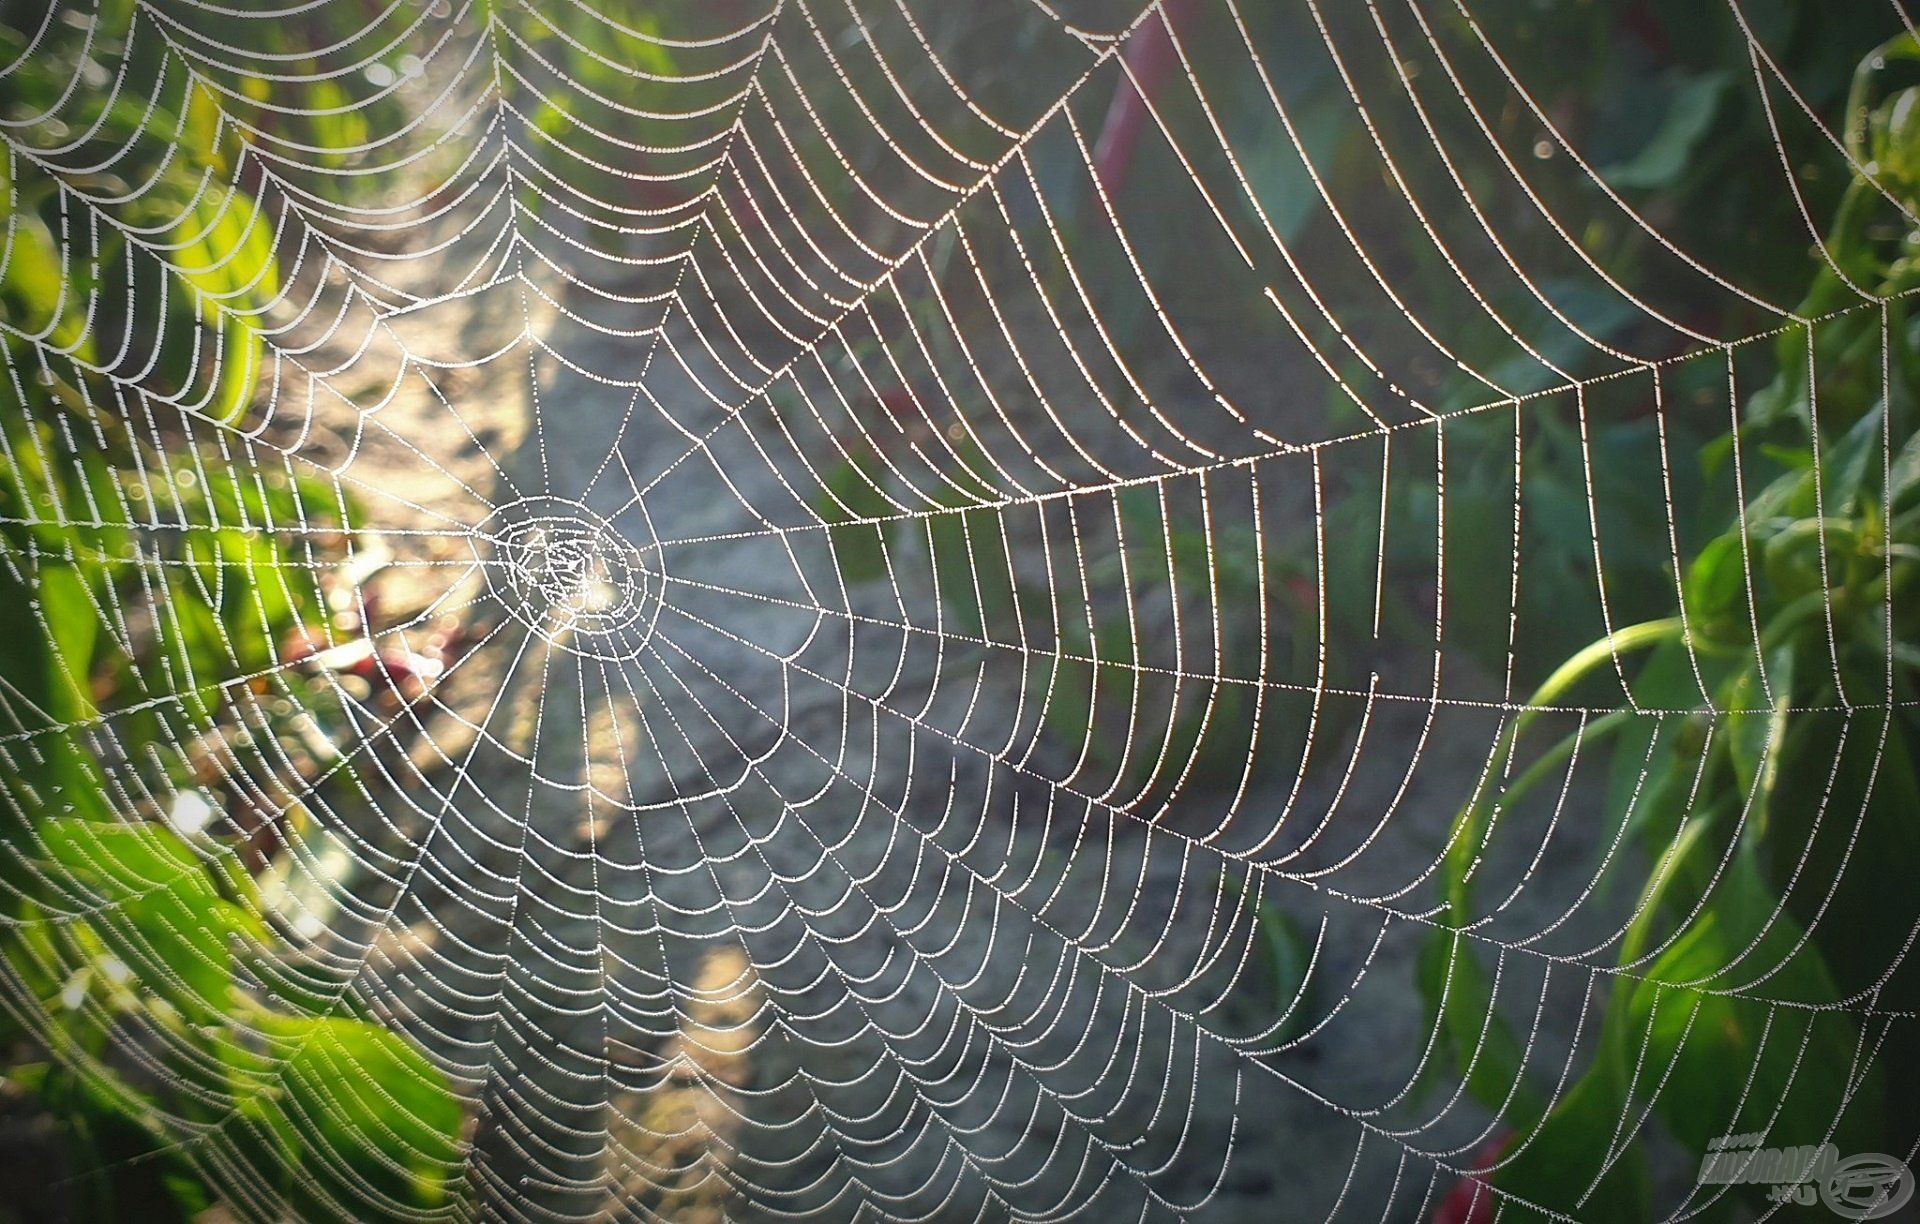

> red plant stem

[
  {"left": 1433, "top": 1131, "right": 1516, "bottom": 1224},
  {"left": 1622, "top": 0, "right": 1671, "bottom": 58},
  {"left": 1092, "top": 0, "right": 1197, "bottom": 200}
]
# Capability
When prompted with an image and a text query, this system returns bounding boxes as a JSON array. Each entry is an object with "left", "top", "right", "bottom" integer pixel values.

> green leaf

[
  {"left": 240, "top": 1015, "right": 464, "bottom": 1220},
  {"left": 1769, "top": 707, "right": 1920, "bottom": 1144},
  {"left": 1599, "top": 72, "right": 1730, "bottom": 191},
  {"left": 1720, "top": 647, "right": 1792, "bottom": 834},
  {"left": 1683, "top": 533, "right": 1749, "bottom": 642},
  {"left": 1418, "top": 931, "right": 1544, "bottom": 1129},
  {"left": 815, "top": 451, "right": 895, "bottom": 586},
  {"left": 37, "top": 562, "right": 99, "bottom": 724},
  {"left": 1491, "top": 1062, "right": 1651, "bottom": 1221},
  {"left": 0, "top": 192, "right": 89, "bottom": 355},
  {"left": 1623, "top": 846, "right": 1878, "bottom": 1165},
  {"left": 32, "top": 820, "right": 251, "bottom": 1022},
  {"left": 1225, "top": 85, "right": 1345, "bottom": 245},
  {"left": 1223, "top": 876, "right": 1319, "bottom": 1044}
]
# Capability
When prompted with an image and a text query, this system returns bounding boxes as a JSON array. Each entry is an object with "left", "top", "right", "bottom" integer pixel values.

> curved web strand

[{"left": 1, "top": 1, "right": 1915, "bottom": 1222}]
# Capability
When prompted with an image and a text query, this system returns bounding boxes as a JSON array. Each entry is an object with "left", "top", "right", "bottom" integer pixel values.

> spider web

[{"left": 2, "top": 0, "right": 1915, "bottom": 1220}]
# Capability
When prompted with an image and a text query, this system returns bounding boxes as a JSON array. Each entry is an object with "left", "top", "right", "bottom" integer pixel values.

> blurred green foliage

[
  {"left": 1, "top": 4, "right": 463, "bottom": 1219},
  {"left": 1422, "top": 37, "right": 1920, "bottom": 1219}
]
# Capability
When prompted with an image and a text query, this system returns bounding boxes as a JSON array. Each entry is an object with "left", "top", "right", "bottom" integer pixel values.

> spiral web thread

[{"left": 1, "top": 0, "right": 1915, "bottom": 1220}]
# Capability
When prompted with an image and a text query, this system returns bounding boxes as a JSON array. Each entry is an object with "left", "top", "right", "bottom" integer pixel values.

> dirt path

[{"left": 293, "top": 271, "right": 1564, "bottom": 1224}]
